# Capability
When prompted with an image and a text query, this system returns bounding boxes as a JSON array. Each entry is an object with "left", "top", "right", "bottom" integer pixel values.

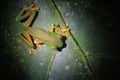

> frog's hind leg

[
  {"left": 16, "top": 3, "right": 35, "bottom": 23},
  {"left": 34, "top": 39, "right": 44, "bottom": 48},
  {"left": 24, "top": 7, "right": 40, "bottom": 27},
  {"left": 16, "top": 3, "right": 39, "bottom": 27},
  {"left": 19, "top": 32, "right": 38, "bottom": 55},
  {"left": 24, "top": 11, "right": 37, "bottom": 27}
]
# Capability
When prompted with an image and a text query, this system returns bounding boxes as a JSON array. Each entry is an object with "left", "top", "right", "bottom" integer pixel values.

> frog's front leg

[
  {"left": 50, "top": 24, "right": 70, "bottom": 37},
  {"left": 50, "top": 24, "right": 60, "bottom": 32}
]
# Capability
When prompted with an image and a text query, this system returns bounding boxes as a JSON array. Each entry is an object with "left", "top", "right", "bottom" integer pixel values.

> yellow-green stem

[
  {"left": 47, "top": 0, "right": 96, "bottom": 80},
  {"left": 46, "top": 50, "right": 57, "bottom": 80}
]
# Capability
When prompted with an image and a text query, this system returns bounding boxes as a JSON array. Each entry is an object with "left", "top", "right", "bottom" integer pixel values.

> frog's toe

[
  {"left": 38, "top": 44, "right": 43, "bottom": 48},
  {"left": 29, "top": 48, "right": 38, "bottom": 55}
]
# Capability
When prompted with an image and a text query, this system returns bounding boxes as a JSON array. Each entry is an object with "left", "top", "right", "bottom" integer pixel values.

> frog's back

[{"left": 23, "top": 27, "right": 64, "bottom": 49}]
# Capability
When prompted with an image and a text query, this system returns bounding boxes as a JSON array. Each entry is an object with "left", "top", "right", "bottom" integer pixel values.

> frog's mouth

[{"left": 57, "top": 36, "right": 67, "bottom": 51}]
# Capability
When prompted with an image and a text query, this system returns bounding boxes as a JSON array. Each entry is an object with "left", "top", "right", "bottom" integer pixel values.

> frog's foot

[
  {"left": 29, "top": 3, "right": 40, "bottom": 10},
  {"left": 29, "top": 3, "right": 35, "bottom": 8},
  {"left": 34, "top": 39, "right": 44, "bottom": 48},
  {"left": 50, "top": 24, "right": 70, "bottom": 37},
  {"left": 29, "top": 48, "right": 38, "bottom": 55},
  {"left": 23, "top": 3, "right": 39, "bottom": 27},
  {"left": 29, "top": 2, "right": 40, "bottom": 10},
  {"left": 57, "top": 28, "right": 70, "bottom": 37}
]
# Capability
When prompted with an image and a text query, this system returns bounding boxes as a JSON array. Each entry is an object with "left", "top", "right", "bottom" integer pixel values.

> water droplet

[
  {"left": 75, "top": 58, "right": 78, "bottom": 62},
  {"left": 65, "top": 65, "right": 70, "bottom": 70},
  {"left": 39, "top": 62, "right": 44, "bottom": 66},
  {"left": 71, "top": 11, "right": 74, "bottom": 15},
  {"left": 86, "top": 51, "right": 89, "bottom": 55},
  {"left": 74, "top": 3, "right": 77, "bottom": 6},
  {"left": 65, "top": 12, "right": 69, "bottom": 16}
]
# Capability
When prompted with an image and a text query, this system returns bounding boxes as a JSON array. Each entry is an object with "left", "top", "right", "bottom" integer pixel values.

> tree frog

[{"left": 16, "top": 3, "right": 70, "bottom": 55}]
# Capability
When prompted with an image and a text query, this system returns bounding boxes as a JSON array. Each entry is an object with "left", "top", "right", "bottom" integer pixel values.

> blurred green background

[{"left": 0, "top": 0, "right": 120, "bottom": 80}]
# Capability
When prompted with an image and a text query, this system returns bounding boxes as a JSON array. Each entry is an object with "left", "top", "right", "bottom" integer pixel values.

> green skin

[
  {"left": 23, "top": 26, "right": 64, "bottom": 50},
  {"left": 16, "top": 3, "right": 67, "bottom": 53}
]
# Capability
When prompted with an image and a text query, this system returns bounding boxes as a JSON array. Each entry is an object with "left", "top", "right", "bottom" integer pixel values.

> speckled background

[{"left": 0, "top": 0, "right": 120, "bottom": 80}]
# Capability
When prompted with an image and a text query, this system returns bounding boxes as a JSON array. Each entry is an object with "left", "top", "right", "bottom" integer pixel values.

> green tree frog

[{"left": 16, "top": 3, "right": 70, "bottom": 55}]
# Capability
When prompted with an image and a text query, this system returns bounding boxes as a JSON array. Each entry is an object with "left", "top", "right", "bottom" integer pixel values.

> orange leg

[
  {"left": 50, "top": 24, "right": 70, "bottom": 37},
  {"left": 16, "top": 3, "right": 40, "bottom": 55},
  {"left": 57, "top": 28, "right": 70, "bottom": 37},
  {"left": 24, "top": 11, "right": 36, "bottom": 27},
  {"left": 16, "top": 3, "right": 39, "bottom": 27},
  {"left": 34, "top": 39, "right": 44, "bottom": 48},
  {"left": 24, "top": 3, "right": 40, "bottom": 27},
  {"left": 19, "top": 32, "right": 38, "bottom": 55}
]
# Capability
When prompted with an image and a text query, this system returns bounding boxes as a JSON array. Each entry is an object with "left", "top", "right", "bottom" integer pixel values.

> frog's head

[{"left": 56, "top": 36, "right": 67, "bottom": 51}]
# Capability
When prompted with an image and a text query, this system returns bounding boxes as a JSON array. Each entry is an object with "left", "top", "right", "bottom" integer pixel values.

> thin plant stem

[
  {"left": 47, "top": 0, "right": 96, "bottom": 80},
  {"left": 46, "top": 50, "right": 57, "bottom": 80}
]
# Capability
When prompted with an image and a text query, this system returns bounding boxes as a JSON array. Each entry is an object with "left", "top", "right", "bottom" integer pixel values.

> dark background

[{"left": 0, "top": 0, "right": 120, "bottom": 80}]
